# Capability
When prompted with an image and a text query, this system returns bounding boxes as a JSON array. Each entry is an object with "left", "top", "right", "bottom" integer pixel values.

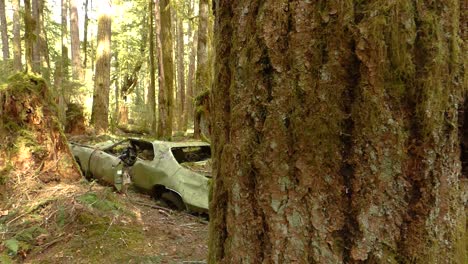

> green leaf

[{"left": 4, "top": 238, "right": 19, "bottom": 255}]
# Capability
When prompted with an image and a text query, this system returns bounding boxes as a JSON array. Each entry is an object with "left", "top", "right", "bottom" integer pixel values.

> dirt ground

[{"left": 1, "top": 184, "right": 208, "bottom": 264}]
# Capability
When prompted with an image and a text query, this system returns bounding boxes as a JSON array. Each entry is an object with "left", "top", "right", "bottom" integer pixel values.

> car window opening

[
  {"left": 104, "top": 140, "right": 155, "bottom": 161},
  {"left": 131, "top": 140, "right": 155, "bottom": 161},
  {"left": 171, "top": 146, "right": 211, "bottom": 163}
]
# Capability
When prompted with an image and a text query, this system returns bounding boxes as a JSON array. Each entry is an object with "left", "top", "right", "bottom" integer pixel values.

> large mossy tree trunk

[
  {"left": 91, "top": 0, "right": 112, "bottom": 133},
  {"left": 209, "top": 1, "right": 466, "bottom": 263},
  {"left": 0, "top": 74, "right": 81, "bottom": 199}
]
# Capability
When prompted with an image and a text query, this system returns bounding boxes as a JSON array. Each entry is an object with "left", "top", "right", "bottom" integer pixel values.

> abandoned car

[{"left": 70, "top": 139, "right": 211, "bottom": 213}]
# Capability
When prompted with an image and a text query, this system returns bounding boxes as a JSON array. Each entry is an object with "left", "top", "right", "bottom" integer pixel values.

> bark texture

[
  {"left": 209, "top": 1, "right": 466, "bottom": 263},
  {"left": 12, "top": 0, "right": 21, "bottom": 71},
  {"left": 157, "top": 0, "right": 174, "bottom": 139},
  {"left": 0, "top": 0, "right": 9, "bottom": 60},
  {"left": 90, "top": 1, "right": 112, "bottom": 133}
]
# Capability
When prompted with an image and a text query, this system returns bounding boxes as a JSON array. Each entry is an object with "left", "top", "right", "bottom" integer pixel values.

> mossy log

[{"left": 0, "top": 73, "right": 81, "bottom": 190}]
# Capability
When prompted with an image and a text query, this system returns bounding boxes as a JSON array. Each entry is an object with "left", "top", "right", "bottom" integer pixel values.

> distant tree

[
  {"left": 175, "top": 3, "right": 185, "bottom": 132},
  {"left": 69, "top": 0, "right": 84, "bottom": 81},
  {"left": 209, "top": 1, "right": 465, "bottom": 263},
  {"left": 91, "top": 0, "right": 112, "bottom": 133},
  {"left": 0, "top": 0, "right": 9, "bottom": 60},
  {"left": 37, "top": 0, "right": 50, "bottom": 81},
  {"left": 157, "top": 0, "right": 174, "bottom": 139},
  {"left": 184, "top": 0, "right": 197, "bottom": 131},
  {"left": 12, "top": 0, "right": 21, "bottom": 71},
  {"left": 147, "top": 0, "right": 156, "bottom": 134},
  {"left": 23, "top": 0, "right": 34, "bottom": 72},
  {"left": 83, "top": 0, "right": 89, "bottom": 69},
  {"left": 31, "top": 0, "right": 40, "bottom": 72},
  {"left": 193, "top": 0, "right": 210, "bottom": 139}
]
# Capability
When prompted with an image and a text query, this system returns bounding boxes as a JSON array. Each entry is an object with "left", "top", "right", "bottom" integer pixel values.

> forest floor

[
  {"left": 2, "top": 183, "right": 209, "bottom": 264},
  {"left": 1, "top": 133, "right": 209, "bottom": 264}
]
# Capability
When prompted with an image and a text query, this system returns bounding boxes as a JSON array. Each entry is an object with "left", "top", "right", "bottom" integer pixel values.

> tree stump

[{"left": 0, "top": 73, "right": 81, "bottom": 192}]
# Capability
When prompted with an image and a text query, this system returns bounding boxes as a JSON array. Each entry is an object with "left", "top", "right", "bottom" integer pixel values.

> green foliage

[
  {"left": 76, "top": 191, "right": 124, "bottom": 214},
  {"left": 4, "top": 239, "right": 19, "bottom": 255},
  {"left": 0, "top": 60, "right": 15, "bottom": 85}
]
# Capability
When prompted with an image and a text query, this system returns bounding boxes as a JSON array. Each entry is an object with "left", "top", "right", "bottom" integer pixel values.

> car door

[{"left": 89, "top": 150, "right": 121, "bottom": 184}]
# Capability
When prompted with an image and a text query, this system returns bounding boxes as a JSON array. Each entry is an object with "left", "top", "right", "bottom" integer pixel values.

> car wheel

[{"left": 161, "top": 192, "right": 186, "bottom": 211}]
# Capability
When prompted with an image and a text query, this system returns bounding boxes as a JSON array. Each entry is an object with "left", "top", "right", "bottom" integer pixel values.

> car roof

[{"left": 151, "top": 140, "right": 210, "bottom": 148}]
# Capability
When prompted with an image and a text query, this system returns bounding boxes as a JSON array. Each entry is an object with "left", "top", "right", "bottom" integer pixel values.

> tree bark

[
  {"left": 12, "top": 0, "right": 21, "bottom": 71},
  {"left": 147, "top": 0, "right": 156, "bottom": 134},
  {"left": 0, "top": 0, "right": 9, "bottom": 60},
  {"left": 209, "top": 1, "right": 466, "bottom": 263},
  {"left": 69, "top": 0, "right": 84, "bottom": 82},
  {"left": 194, "top": 0, "right": 210, "bottom": 139},
  {"left": 90, "top": 0, "right": 112, "bottom": 133},
  {"left": 157, "top": 0, "right": 174, "bottom": 139},
  {"left": 175, "top": 7, "right": 186, "bottom": 132}
]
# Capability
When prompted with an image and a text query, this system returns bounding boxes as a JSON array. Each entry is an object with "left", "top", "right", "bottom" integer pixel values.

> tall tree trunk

[
  {"left": 157, "top": 0, "right": 174, "bottom": 139},
  {"left": 83, "top": 0, "right": 89, "bottom": 69},
  {"left": 12, "top": 0, "right": 21, "bottom": 71},
  {"left": 38, "top": 0, "right": 50, "bottom": 82},
  {"left": 61, "top": 0, "right": 69, "bottom": 78},
  {"left": 90, "top": 0, "right": 112, "bottom": 133},
  {"left": 175, "top": 6, "right": 186, "bottom": 132},
  {"left": 23, "top": 0, "right": 33, "bottom": 72},
  {"left": 69, "top": 0, "right": 84, "bottom": 82},
  {"left": 31, "top": 0, "right": 40, "bottom": 72},
  {"left": 0, "top": 0, "right": 9, "bottom": 60},
  {"left": 184, "top": 0, "right": 197, "bottom": 131},
  {"left": 193, "top": 0, "right": 209, "bottom": 139},
  {"left": 209, "top": 1, "right": 466, "bottom": 263},
  {"left": 147, "top": 0, "right": 156, "bottom": 134}
]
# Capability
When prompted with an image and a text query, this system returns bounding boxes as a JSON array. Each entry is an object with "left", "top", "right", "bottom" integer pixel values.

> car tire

[{"left": 161, "top": 192, "right": 186, "bottom": 211}]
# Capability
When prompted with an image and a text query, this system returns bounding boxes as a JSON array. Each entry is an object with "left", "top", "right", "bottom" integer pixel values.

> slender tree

[
  {"left": 156, "top": 0, "right": 174, "bottom": 139},
  {"left": 193, "top": 0, "right": 209, "bottom": 138},
  {"left": 12, "top": 0, "right": 21, "bottom": 71},
  {"left": 38, "top": 0, "right": 51, "bottom": 82},
  {"left": 184, "top": 0, "right": 197, "bottom": 131},
  {"left": 90, "top": 0, "right": 112, "bottom": 133},
  {"left": 0, "top": 0, "right": 9, "bottom": 60},
  {"left": 31, "top": 0, "right": 40, "bottom": 72},
  {"left": 147, "top": 0, "right": 156, "bottom": 134},
  {"left": 83, "top": 0, "right": 89, "bottom": 69},
  {"left": 175, "top": 4, "right": 185, "bottom": 132},
  {"left": 23, "top": 0, "right": 33, "bottom": 72},
  {"left": 69, "top": 0, "right": 84, "bottom": 81},
  {"left": 209, "top": 1, "right": 465, "bottom": 263}
]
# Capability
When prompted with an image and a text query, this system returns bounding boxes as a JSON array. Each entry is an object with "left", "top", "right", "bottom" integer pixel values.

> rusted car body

[{"left": 70, "top": 139, "right": 211, "bottom": 213}]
